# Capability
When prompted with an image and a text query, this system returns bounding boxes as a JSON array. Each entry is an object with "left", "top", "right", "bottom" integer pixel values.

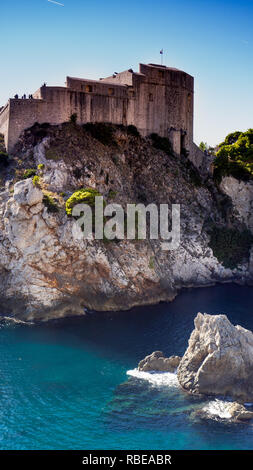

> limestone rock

[
  {"left": 192, "top": 401, "right": 253, "bottom": 423},
  {"left": 13, "top": 179, "right": 43, "bottom": 206},
  {"left": 138, "top": 351, "right": 181, "bottom": 372},
  {"left": 220, "top": 176, "right": 253, "bottom": 233},
  {"left": 0, "top": 125, "right": 253, "bottom": 321},
  {"left": 228, "top": 402, "right": 253, "bottom": 422},
  {"left": 177, "top": 313, "right": 253, "bottom": 402}
]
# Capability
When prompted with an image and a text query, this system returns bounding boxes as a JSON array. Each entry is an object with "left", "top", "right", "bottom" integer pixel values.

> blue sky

[{"left": 1, "top": 0, "right": 252, "bottom": 145}]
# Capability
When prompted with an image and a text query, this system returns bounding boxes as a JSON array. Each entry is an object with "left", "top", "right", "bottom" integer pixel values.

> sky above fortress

[{"left": 1, "top": 0, "right": 252, "bottom": 146}]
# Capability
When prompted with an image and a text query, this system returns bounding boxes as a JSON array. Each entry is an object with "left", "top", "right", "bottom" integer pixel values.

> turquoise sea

[{"left": 0, "top": 284, "right": 253, "bottom": 450}]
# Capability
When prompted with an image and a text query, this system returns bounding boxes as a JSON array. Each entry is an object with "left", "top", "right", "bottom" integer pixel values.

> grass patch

[{"left": 23, "top": 168, "right": 37, "bottom": 179}]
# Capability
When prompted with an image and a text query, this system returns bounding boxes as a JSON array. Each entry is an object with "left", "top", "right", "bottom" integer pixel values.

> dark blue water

[{"left": 0, "top": 284, "right": 253, "bottom": 450}]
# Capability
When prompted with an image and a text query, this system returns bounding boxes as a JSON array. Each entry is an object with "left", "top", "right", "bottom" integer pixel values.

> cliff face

[
  {"left": 0, "top": 123, "right": 252, "bottom": 321},
  {"left": 220, "top": 176, "right": 253, "bottom": 232}
]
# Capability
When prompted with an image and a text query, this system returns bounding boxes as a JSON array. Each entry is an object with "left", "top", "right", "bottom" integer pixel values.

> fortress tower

[{"left": 0, "top": 63, "right": 194, "bottom": 155}]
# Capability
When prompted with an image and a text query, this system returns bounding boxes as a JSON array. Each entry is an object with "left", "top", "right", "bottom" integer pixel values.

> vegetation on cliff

[
  {"left": 23, "top": 168, "right": 37, "bottom": 179},
  {"left": 65, "top": 188, "right": 102, "bottom": 216},
  {"left": 0, "top": 121, "right": 253, "bottom": 317},
  {"left": 0, "top": 151, "right": 9, "bottom": 168},
  {"left": 42, "top": 194, "right": 59, "bottom": 213},
  {"left": 149, "top": 133, "right": 173, "bottom": 156},
  {"left": 208, "top": 225, "right": 253, "bottom": 269},
  {"left": 213, "top": 129, "right": 253, "bottom": 182},
  {"left": 83, "top": 123, "right": 117, "bottom": 146},
  {"left": 0, "top": 134, "right": 9, "bottom": 169}
]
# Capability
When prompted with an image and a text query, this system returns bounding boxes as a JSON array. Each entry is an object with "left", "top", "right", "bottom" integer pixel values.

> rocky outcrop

[
  {"left": 177, "top": 313, "right": 253, "bottom": 403},
  {"left": 228, "top": 402, "right": 253, "bottom": 421},
  {"left": 0, "top": 123, "right": 252, "bottom": 320},
  {"left": 192, "top": 401, "right": 253, "bottom": 423},
  {"left": 190, "top": 142, "right": 214, "bottom": 176},
  {"left": 220, "top": 176, "right": 253, "bottom": 234},
  {"left": 138, "top": 351, "right": 181, "bottom": 372}
]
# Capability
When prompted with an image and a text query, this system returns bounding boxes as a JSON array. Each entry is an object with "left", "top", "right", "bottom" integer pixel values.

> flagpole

[{"left": 160, "top": 49, "right": 164, "bottom": 65}]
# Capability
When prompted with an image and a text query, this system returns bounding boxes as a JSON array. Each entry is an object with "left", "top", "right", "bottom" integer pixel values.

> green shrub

[
  {"left": 23, "top": 168, "right": 37, "bottom": 179},
  {"left": 150, "top": 133, "right": 173, "bottom": 156},
  {"left": 43, "top": 194, "right": 59, "bottom": 213},
  {"left": 0, "top": 151, "right": 9, "bottom": 168},
  {"left": 32, "top": 175, "right": 40, "bottom": 187},
  {"left": 83, "top": 123, "right": 116, "bottom": 146},
  {"left": 199, "top": 141, "right": 208, "bottom": 151},
  {"left": 208, "top": 226, "right": 253, "bottom": 269},
  {"left": 29, "top": 123, "right": 50, "bottom": 140},
  {"left": 37, "top": 163, "right": 45, "bottom": 171},
  {"left": 65, "top": 188, "right": 102, "bottom": 216},
  {"left": 70, "top": 113, "right": 77, "bottom": 125},
  {"left": 214, "top": 129, "right": 253, "bottom": 182},
  {"left": 127, "top": 125, "right": 140, "bottom": 137}
]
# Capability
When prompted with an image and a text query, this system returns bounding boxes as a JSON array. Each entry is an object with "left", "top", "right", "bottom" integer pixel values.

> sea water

[{"left": 0, "top": 284, "right": 253, "bottom": 450}]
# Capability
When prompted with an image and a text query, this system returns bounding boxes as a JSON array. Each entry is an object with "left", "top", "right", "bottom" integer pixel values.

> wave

[
  {"left": 127, "top": 368, "right": 179, "bottom": 388},
  {"left": 0, "top": 316, "right": 32, "bottom": 325},
  {"left": 201, "top": 399, "right": 233, "bottom": 419}
]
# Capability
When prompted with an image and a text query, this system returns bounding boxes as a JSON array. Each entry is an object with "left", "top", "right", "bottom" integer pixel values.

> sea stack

[{"left": 177, "top": 313, "right": 253, "bottom": 403}]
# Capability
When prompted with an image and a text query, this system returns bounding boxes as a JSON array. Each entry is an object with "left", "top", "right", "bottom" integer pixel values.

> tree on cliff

[
  {"left": 213, "top": 128, "right": 253, "bottom": 182},
  {"left": 199, "top": 141, "right": 208, "bottom": 151}
]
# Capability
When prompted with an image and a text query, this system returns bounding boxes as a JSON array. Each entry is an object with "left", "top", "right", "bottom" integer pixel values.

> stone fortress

[{"left": 0, "top": 62, "right": 205, "bottom": 168}]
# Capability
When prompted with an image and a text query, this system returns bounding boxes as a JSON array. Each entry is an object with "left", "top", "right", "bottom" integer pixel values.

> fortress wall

[
  {"left": 42, "top": 86, "right": 130, "bottom": 127},
  {"left": 133, "top": 81, "right": 166, "bottom": 136},
  {"left": 8, "top": 99, "right": 48, "bottom": 152},
  {"left": 66, "top": 77, "right": 128, "bottom": 97},
  {"left": 4, "top": 64, "right": 195, "bottom": 153},
  {"left": 0, "top": 103, "right": 10, "bottom": 150},
  {"left": 6, "top": 87, "right": 131, "bottom": 151},
  {"left": 39, "top": 87, "right": 71, "bottom": 123},
  {"left": 135, "top": 65, "right": 194, "bottom": 150},
  {"left": 101, "top": 70, "right": 135, "bottom": 86}
]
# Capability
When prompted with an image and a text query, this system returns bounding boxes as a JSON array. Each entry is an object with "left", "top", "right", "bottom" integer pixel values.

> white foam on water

[
  {"left": 127, "top": 368, "right": 179, "bottom": 388},
  {"left": 0, "top": 316, "right": 32, "bottom": 326},
  {"left": 202, "top": 399, "right": 233, "bottom": 419}
]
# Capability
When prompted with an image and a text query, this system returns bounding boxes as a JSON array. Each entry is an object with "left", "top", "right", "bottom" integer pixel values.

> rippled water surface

[{"left": 0, "top": 284, "right": 253, "bottom": 450}]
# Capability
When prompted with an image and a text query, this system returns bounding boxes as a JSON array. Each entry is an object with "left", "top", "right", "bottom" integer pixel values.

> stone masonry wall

[
  {"left": 0, "top": 64, "right": 195, "bottom": 154},
  {"left": 0, "top": 103, "right": 10, "bottom": 150}
]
